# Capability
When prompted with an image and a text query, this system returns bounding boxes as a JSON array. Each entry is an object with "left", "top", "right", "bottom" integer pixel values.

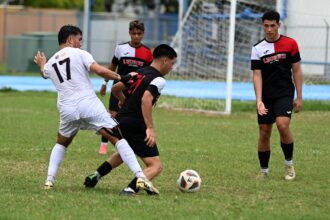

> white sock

[
  {"left": 46, "top": 143, "right": 66, "bottom": 182},
  {"left": 115, "top": 139, "right": 146, "bottom": 179},
  {"left": 285, "top": 160, "right": 293, "bottom": 166},
  {"left": 261, "top": 168, "right": 269, "bottom": 174}
]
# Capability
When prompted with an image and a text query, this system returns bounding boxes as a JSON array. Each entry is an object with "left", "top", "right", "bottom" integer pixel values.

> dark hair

[
  {"left": 129, "top": 20, "right": 144, "bottom": 32},
  {"left": 262, "top": 10, "right": 280, "bottom": 23},
  {"left": 58, "top": 25, "right": 82, "bottom": 45},
  {"left": 153, "top": 44, "right": 177, "bottom": 59}
]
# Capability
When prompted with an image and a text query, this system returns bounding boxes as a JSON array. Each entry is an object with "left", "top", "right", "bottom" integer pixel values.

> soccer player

[
  {"left": 84, "top": 44, "right": 177, "bottom": 195},
  {"left": 251, "top": 11, "right": 303, "bottom": 180},
  {"left": 34, "top": 24, "right": 158, "bottom": 194},
  {"left": 98, "top": 20, "right": 153, "bottom": 155}
]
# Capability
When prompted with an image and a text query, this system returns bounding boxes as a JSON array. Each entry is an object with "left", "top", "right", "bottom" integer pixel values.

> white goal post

[{"left": 168, "top": 0, "right": 276, "bottom": 114}]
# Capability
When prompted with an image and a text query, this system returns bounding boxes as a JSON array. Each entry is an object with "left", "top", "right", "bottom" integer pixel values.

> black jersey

[
  {"left": 117, "top": 66, "right": 166, "bottom": 121},
  {"left": 112, "top": 42, "right": 153, "bottom": 76},
  {"left": 251, "top": 35, "right": 301, "bottom": 99}
]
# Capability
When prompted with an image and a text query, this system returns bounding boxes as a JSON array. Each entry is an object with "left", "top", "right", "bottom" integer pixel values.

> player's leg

[
  {"left": 98, "top": 94, "right": 119, "bottom": 154},
  {"left": 44, "top": 120, "right": 78, "bottom": 189},
  {"left": 256, "top": 99, "right": 275, "bottom": 179},
  {"left": 121, "top": 156, "right": 163, "bottom": 196},
  {"left": 84, "top": 152, "right": 123, "bottom": 188},
  {"left": 274, "top": 97, "right": 295, "bottom": 180},
  {"left": 256, "top": 123, "right": 272, "bottom": 179}
]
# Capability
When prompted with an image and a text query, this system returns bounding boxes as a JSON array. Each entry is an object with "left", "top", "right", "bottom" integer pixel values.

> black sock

[
  {"left": 97, "top": 161, "right": 113, "bottom": 177},
  {"left": 258, "top": 151, "right": 271, "bottom": 169},
  {"left": 101, "top": 136, "right": 108, "bottom": 143},
  {"left": 127, "top": 177, "right": 139, "bottom": 193},
  {"left": 281, "top": 142, "right": 293, "bottom": 161}
]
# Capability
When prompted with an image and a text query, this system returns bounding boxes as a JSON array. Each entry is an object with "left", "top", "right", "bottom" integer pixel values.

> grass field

[{"left": 0, "top": 90, "right": 329, "bottom": 220}]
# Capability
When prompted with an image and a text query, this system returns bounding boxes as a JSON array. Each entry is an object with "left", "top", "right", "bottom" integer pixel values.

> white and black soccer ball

[{"left": 177, "top": 169, "right": 202, "bottom": 192}]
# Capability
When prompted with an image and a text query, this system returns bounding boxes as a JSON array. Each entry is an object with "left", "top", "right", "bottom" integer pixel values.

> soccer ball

[{"left": 177, "top": 169, "right": 202, "bottom": 192}]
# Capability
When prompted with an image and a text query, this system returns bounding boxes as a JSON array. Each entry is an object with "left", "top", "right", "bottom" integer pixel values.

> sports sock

[
  {"left": 115, "top": 139, "right": 146, "bottom": 179},
  {"left": 46, "top": 143, "right": 66, "bottom": 182},
  {"left": 258, "top": 150, "right": 271, "bottom": 170},
  {"left": 96, "top": 161, "right": 113, "bottom": 177},
  {"left": 101, "top": 136, "right": 108, "bottom": 143},
  {"left": 127, "top": 177, "right": 139, "bottom": 193},
  {"left": 281, "top": 142, "right": 294, "bottom": 161}
]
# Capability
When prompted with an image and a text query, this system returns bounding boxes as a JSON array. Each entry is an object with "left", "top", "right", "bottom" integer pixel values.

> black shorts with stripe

[
  {"left": 116, "top": 116, "right": 159, "bottom": 158},
  {"left": 257, "top": 96, "right": 294, "bottom": 124}
]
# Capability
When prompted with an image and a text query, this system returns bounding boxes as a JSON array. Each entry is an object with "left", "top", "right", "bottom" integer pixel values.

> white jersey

[{"left": 44, "top": 47, "right": 101, "bottom": 122}]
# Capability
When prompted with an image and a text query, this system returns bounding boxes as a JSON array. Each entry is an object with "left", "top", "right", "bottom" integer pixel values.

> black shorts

[
  {"left": 257, "top": 96, "right": 294, "bottom": 124},
  {"left": 117, "top": 116, "right": 159, "bottom": 158}
]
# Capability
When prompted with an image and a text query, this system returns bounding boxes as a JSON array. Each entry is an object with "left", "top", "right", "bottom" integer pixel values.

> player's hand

[
  {"left": 100, "top": 84, "right": 107, "bottom": 96},
  {"left": 129, "top": 72, "right": 138, "bottom": 77},
  {"left": 257, "top": 101, "right": 268, "bottom": 116},
  {"left": 34, "top": 51, "right": 46, "bottom": 66},
  {"left": 145, "top": 127, "right": 156, "bottom": 147},
  {"left": 294, "top": 98, "right": 302, "bottom": 113}
]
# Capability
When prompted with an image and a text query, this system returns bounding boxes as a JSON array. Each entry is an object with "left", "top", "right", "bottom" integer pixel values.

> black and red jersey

[
  {"left": 117, "top": 66, "right": 165, "bottom": 121},
  {"left": 112, "top": 42, "right": 153, "bottom": 76},
  {"left": 251, "top": 35, "right": 301, "bottom": 99}
]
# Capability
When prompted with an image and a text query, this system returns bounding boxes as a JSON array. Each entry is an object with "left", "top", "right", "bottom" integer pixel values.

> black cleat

[{"left": 84, "top": 173, "right": 99, "bottom": 188}]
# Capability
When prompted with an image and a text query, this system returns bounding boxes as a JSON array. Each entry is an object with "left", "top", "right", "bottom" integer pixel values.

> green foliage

[
  {"left": 23, "top": 0, "right": 105, "bottom": 11},
  {"left": 0, "top": 91, "right": 330, "bottom": 219}
]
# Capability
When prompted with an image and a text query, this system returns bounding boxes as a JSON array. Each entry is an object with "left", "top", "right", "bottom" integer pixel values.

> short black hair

[
  {"left": 129, "top": 20, "right": 144, "bottom": 32},
  {"left": 58, "top": 25, "right": 82, "bottom": 45},
  {"left": 153, "top": 44, "right": 177, "bottom": 59},
  {"left": 262, "top": 10, "right": 280, "bottom": 23}
]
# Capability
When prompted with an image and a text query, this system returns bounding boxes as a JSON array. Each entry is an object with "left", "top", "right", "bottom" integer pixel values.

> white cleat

[
  {"left": 44, "top": 180, "right": 54, "bottom": 189},
  {"left": 136, "top": 178, "right": 159, "bottom": 195},
  {"left": 284, "top": 165, "right": 296, "bottom": 180}
]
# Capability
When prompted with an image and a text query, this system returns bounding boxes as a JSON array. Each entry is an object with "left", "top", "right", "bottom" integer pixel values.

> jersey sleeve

[
  {"left": 147, "top": 77, "right": 166, "bottom": 98},
  {"left": 43, "top": 63, "right": 51, "bottom": 78},
  {"left": 147, "top": 49, "right": 153, "bottom": 65},
  {"left": 112, "top": 45, "right": 120, "bottom": 65},
  {"left": 80, "top": 50, "right": 95, "bottom": 72},
  {"left": 250, "top": 46, "right": 262, "bottom": 70},
  {"left": 291, "top": 39, "right": 301, "bottom": 63}
]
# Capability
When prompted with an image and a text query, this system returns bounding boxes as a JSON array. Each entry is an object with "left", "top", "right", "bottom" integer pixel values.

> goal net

[{"left": 163, "top": 0, "right": 276, "bottom": 114}]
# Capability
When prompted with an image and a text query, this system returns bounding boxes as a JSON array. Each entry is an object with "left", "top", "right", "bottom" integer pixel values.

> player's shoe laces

[
  {"left": 84, "top": 172, "right": 100, "bottom": 188},
  {"left": 136, "top": 178, "right": 159, "bottom": 195},
  {"left": 98, "top": 143, "right": 107, "bottom": 155},
  {"left": 44, "top": 180, "right": 54, "bottom": 189},
  {"left": 284, "top": 165, "right": 295, "bottom": 180},
  {"left": 119, "top": 187, "right": 136, "bottom": 196},
  {"left": 256, "top": 171, "right": 269, "bottom": 180}
]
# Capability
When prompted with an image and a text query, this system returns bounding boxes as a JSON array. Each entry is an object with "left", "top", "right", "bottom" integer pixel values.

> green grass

[{"left": 0, "top": 91, "right": 329, "bottom": 219}]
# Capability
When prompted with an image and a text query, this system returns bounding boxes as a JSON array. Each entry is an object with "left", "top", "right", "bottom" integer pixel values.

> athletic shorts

[
  {"left": 59, "top": 97, "right": 118, "bottom": 137},
  {"left": 116, "top": 116, "right": 159, "bottom": 158},
  {"left": 257, "top": 96, "right": 294, "bottom": 124}
]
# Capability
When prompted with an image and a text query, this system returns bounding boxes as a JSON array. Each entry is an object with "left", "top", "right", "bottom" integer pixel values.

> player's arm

[
  {"left": 111, "top": 81, "right": 127, "bottom": 104},
  {"left": 292, "top": 62, "right": 303, "bottom": 113},
  {"left": 141, "top": 90, "right": 156, "bottom": 147},
  {"left": 253, "top": 69, "right": 268, "bottom": 115},
  {"left": 90, "top": 62, "right": 121, "bottom": 81},
  {"left": 34, "top": 51, "right": 47, "bottom": 79},
  {"left": 100, "top": 63, "right": 117, "bottom": 96}
]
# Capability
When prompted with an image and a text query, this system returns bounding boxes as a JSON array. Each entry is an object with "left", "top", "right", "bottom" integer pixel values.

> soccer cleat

[
  {"left": 98, "top": 143, "right": 107, "bottom": 155},
  {"left": 119, "top": 188, "right": 136, "bottom": 196},
  {"left": 136, "top": 178, "right": 159, "bottom": 195},
  {"left": 284, "top": 165, "right": 296, "bottom": 180},
  {"left": 44, "top": 180, "right": 54, "bottom": 189},
  {"left": 256, "top": 171, "right": 269, "bottom": 180},
  {"left": 84, "top": 173, "right": 99, "bottom": 188}
]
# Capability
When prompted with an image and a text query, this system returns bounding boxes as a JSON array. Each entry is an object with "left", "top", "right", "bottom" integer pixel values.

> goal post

[{"left": 166, "top": 0, "right": 276, "bottom": 114}]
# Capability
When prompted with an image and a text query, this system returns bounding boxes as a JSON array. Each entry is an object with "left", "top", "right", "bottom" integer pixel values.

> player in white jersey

[{"left": 34, "top": 24, "right": 158, "bottom": 194}]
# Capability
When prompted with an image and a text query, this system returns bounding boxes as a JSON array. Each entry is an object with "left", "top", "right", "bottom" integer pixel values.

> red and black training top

[{"left": 251, "top": 35, "right": 301, "bottom": 99}]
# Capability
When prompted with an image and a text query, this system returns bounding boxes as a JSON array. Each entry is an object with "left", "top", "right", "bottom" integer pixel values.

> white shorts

[{"left": 58, "top": 97, "right": 118, "bottom": 137}]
